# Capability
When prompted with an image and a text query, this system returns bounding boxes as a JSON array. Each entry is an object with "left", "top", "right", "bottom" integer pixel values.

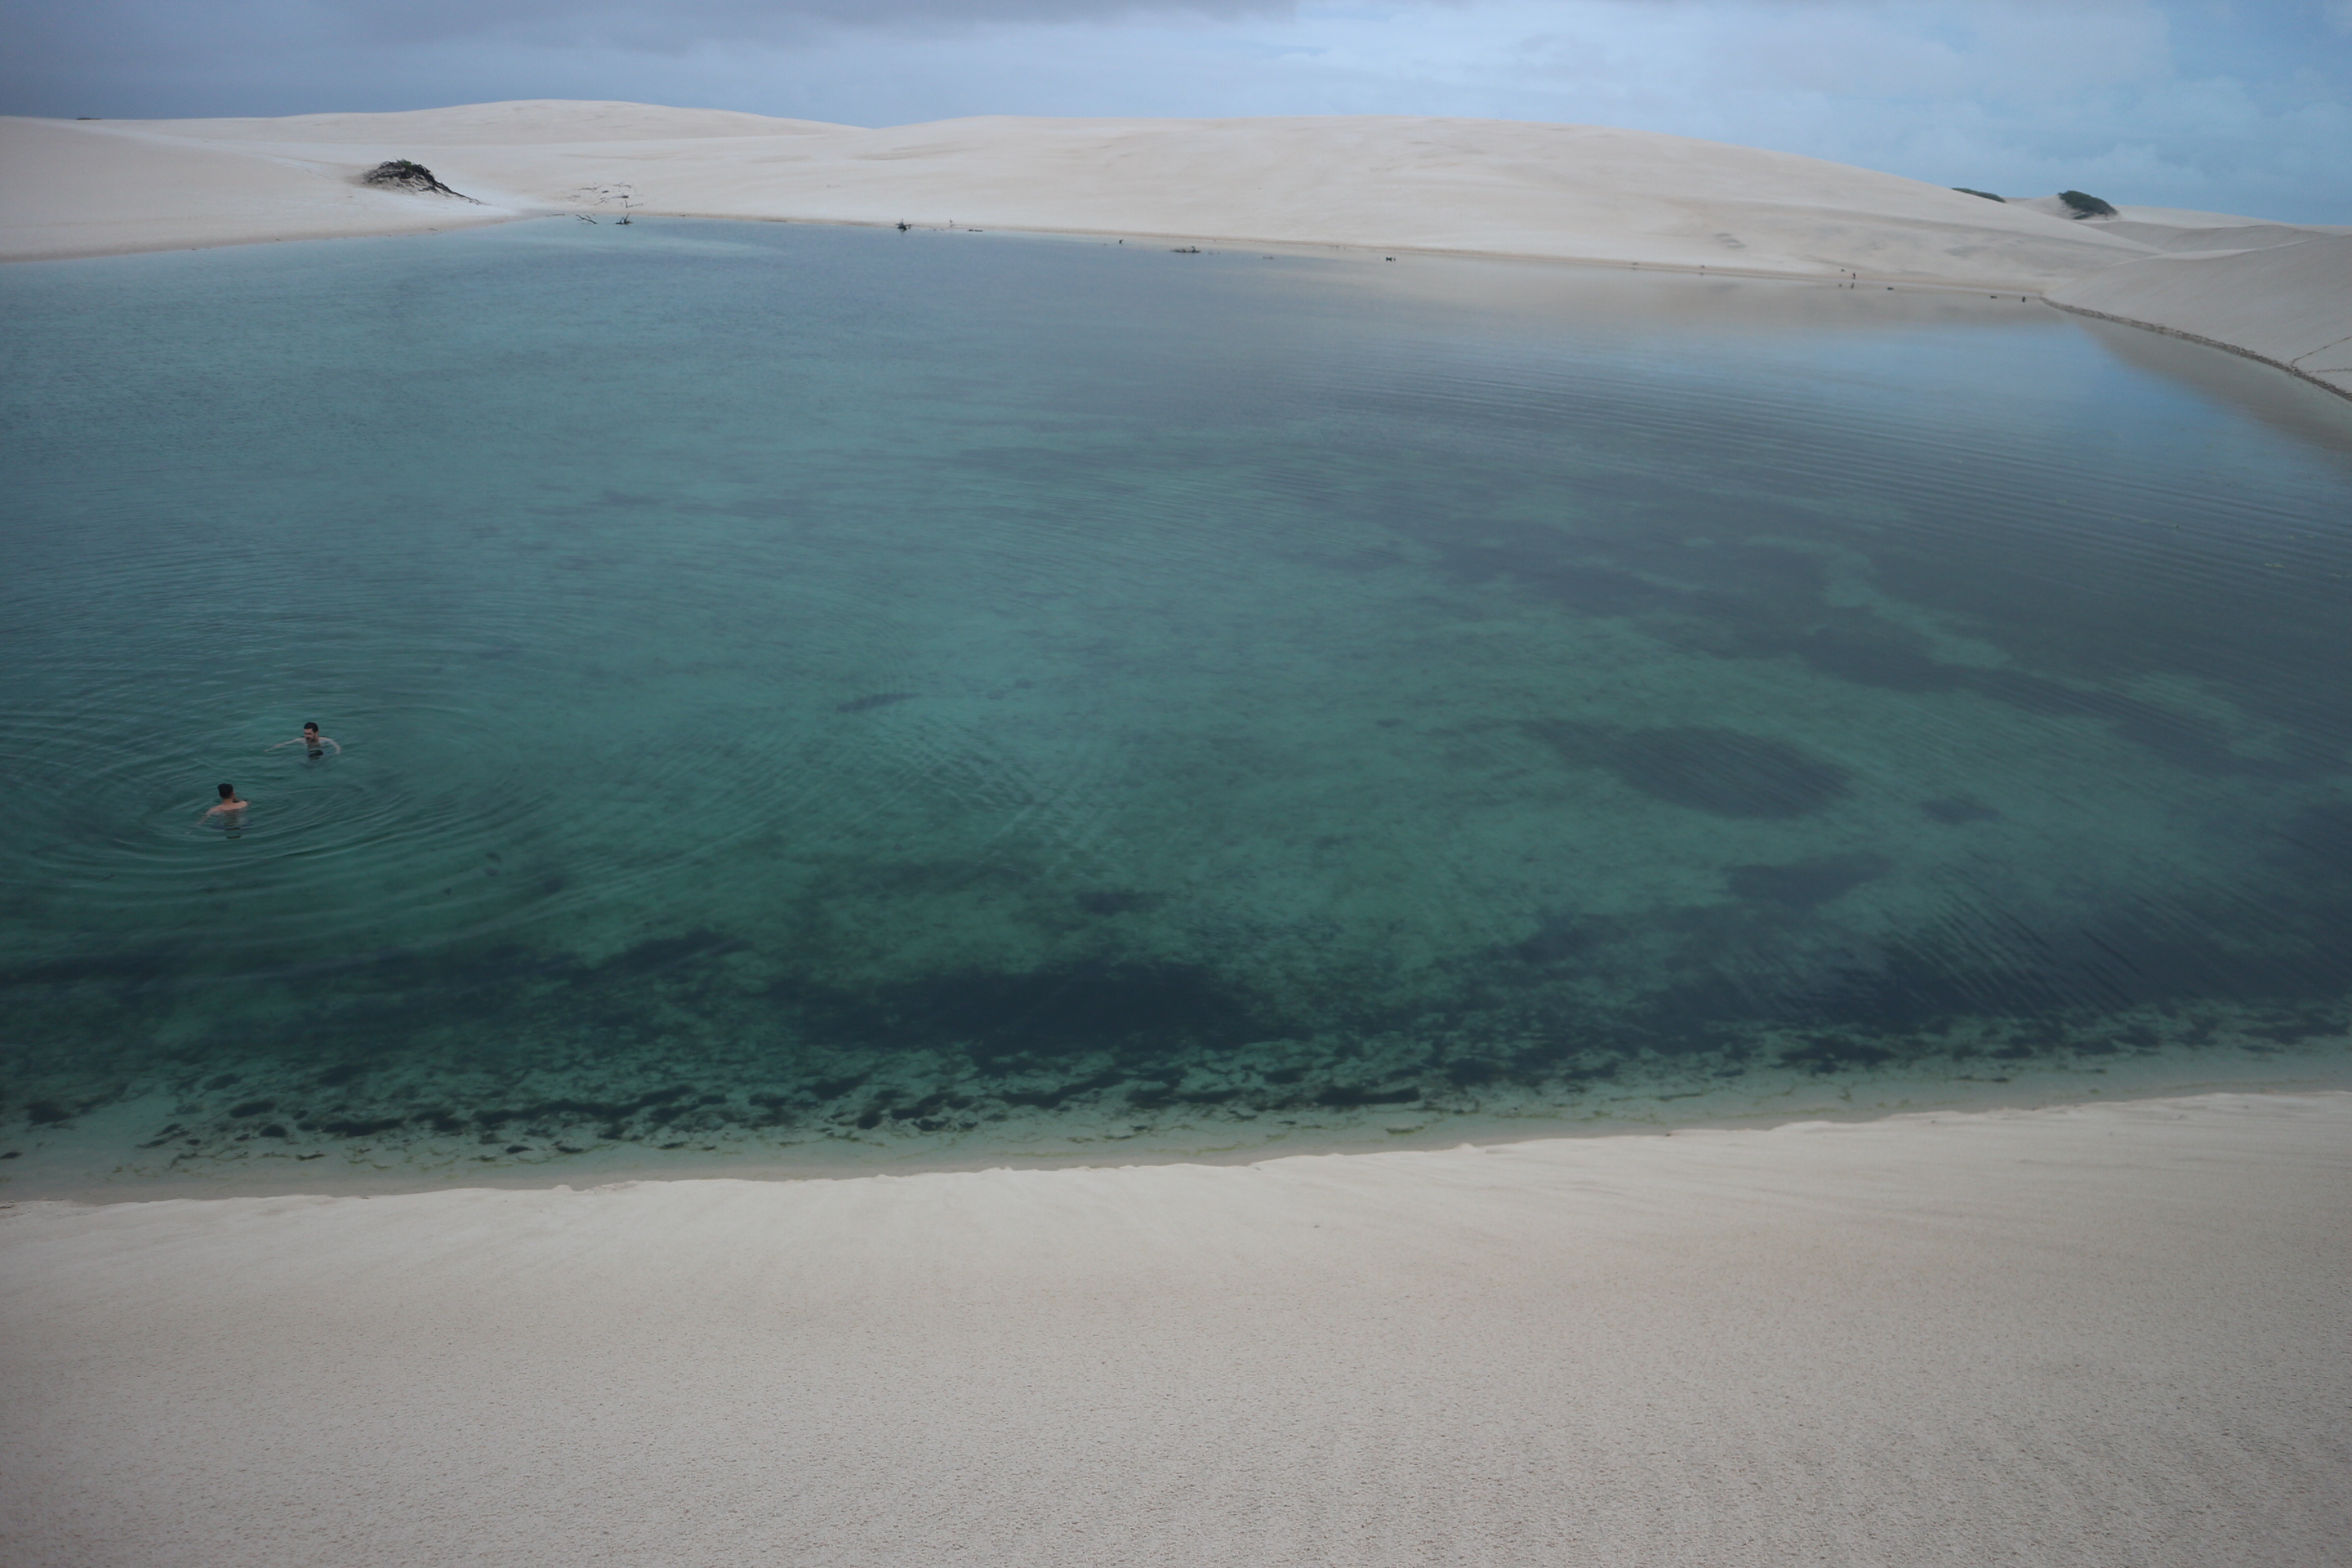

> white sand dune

[
  {"left": 1980, "top": 194, "right": 2351, "bottom": 395},
  {"left": 2083, "top": 218, "right": 2350, "bottom": 254},
  {"left": 2050, "top": 234, "right": 2352, "bottom": 399},
  {"left": 0, "top": 115, "right": 520, "bottom": 256},
  {"left": 11, "top": 103, "right": 2344, "bottom": 397},
  {"left": 9, "top": 103, "right": 2151, "bottom": 288},
  {"left": 3, "top": 1092, "right": 2345, "bottom": 1566},
  {"left": 2102, "top": 202, "right": 2332, "bottom": 228}
]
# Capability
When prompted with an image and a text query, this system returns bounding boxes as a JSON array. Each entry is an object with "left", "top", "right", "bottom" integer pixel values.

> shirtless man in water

[
  {"left": 269, "top": 721, "right": 341, "bottom": 758},
  {"left": 202, "top": 782, "right": 248, "bottom": 821}
]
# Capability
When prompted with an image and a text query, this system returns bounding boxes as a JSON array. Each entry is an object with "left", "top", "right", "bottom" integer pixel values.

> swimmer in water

[
  {"left": 269, "top": 721, "right": 341, "bottom": 759},
  {"left": 202, "top": 782, "right": 248, "bottom": 821}
]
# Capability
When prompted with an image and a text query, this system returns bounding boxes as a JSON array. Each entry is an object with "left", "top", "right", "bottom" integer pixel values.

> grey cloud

[
  {"left": 0, "top": 0, "right": 1298, "bottom": 116},
  {"left": 0, "top": 0, "right": 1300, "bottom": 92},
  {"left": 327, "top": 0, "right": 1298, "bottom": 48}
]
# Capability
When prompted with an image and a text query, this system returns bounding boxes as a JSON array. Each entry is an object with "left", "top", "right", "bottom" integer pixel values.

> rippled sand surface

[
  {"left": 6, "top": 1094, "right": 2349, "bottom": 1567},
  {"left": 2, "top": 220, "right": 2350, "bottom": 1189}
]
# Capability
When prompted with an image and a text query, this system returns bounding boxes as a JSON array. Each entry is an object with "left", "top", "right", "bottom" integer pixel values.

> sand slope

[
  {"left": 7, "top": 103, "right": 2154, "bottom": 291},
  {"left": 6, "top": 100, "right": 2343, "bottom": 399},
  {"left": 2049, "top": 234, "right": 2352, "bottom": 399},
  {"left": 0, "top": 116, "right": 518, "bottom": 256},
  {"left": 2087, "top": 218, "right": 2351, "bottom": 254},
  {"left": 4, "top": 1093, "right": 2348, "bottom": 1566}
]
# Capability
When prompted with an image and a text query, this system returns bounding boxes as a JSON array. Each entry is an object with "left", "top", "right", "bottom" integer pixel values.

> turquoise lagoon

[{"left": 2, "top": 220, "right": 2349, "bottom": 1190}]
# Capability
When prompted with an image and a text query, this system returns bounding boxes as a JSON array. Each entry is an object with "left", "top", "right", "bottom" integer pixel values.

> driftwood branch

[{"left": 572, "top": 184, "right": 638, "bottom": 223}]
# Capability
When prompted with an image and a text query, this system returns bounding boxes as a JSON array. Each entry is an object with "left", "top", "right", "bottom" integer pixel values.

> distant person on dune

[
  {"left": 202, "top": 782, "right": 248, "bottom": 822},
  {"left": 270, "top": 722, "right": 340, "bottom": 759}
]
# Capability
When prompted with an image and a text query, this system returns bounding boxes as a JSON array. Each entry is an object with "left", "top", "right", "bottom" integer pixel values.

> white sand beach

[
  {"left": 4, "top": 1092, "right": 2347, "bottom": 1566},
  {"left": 4, "top": 103, "right": 2346, "bottom": 394}
]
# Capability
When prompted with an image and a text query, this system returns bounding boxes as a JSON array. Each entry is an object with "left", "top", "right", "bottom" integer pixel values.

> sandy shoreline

[
  {"left": 7, "top": 103, "right": 2348, "bottom": 398},
  {"left": 2047, "top": 234, "right": 2352, "bottom": 402},
  {"left": 6, "top": 1089, "right": 2348, "bottom": 1566},
  {"left": 11, "top": 1029, "right": 2352, "bottom": 1206}
]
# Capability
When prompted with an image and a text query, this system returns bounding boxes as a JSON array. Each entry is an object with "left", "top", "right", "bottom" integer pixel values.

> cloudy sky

[{"left": 5, "top": 0, "right": 2347, "bottom": 220}]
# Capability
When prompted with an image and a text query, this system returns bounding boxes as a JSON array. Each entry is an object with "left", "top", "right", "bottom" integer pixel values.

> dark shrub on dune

[
  {"left": 361, "top": 160, "right": 476, "bottom": 201},
  {"left": 2057, "top": 189, "right": 2118, "bottom": 218},
  {"left": 1953, "top": 188, "right": 2007, "bottom": 202}
]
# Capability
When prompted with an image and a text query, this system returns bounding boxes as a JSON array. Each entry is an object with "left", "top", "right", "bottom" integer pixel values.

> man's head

[
  {"left": 218, "top": 782, "right": 236, "bottom": 800},
  {"left": 303, "top": 722, "right": 318, "bottom": 735}
]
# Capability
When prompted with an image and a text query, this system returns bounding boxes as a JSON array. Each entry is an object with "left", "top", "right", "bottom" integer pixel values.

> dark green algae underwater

[{"left": 3, "top": 219, "right": 2350, "bottom": 1191}]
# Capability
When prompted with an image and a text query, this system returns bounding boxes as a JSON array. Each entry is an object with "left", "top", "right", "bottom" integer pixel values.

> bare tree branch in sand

[{"left": 573, "top": 183, "right": 639, "bottom": 225}]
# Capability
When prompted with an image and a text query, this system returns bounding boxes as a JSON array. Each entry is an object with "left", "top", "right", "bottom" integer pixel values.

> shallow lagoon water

[{"left": 3, "top": 220, "right": 2350, "bottom": 1190}]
